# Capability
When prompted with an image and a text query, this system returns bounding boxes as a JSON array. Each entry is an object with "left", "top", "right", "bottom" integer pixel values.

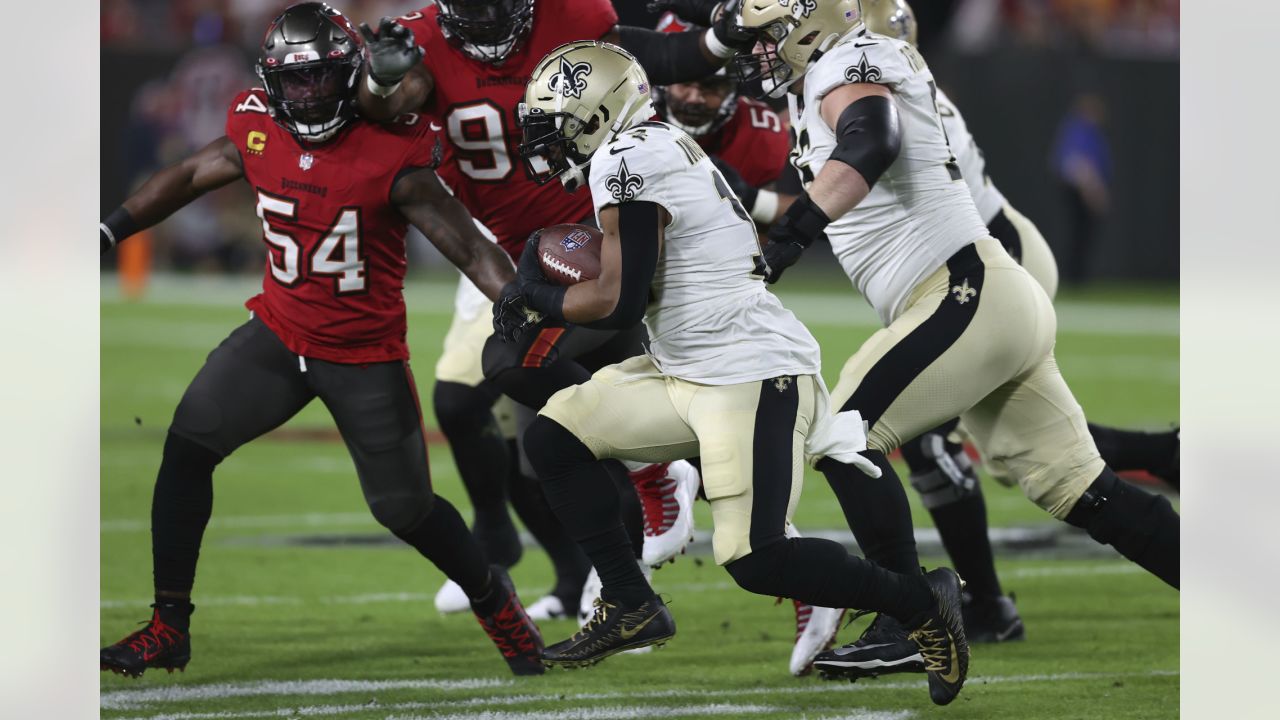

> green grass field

[{"left": 100, "top": 271, "right": 1179, "bottom": 720}]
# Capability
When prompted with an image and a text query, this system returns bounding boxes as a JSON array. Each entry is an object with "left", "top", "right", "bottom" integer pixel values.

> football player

[
  {"left": 498, "top": 41, "right": 970, "bottom": 706},
  {"left": 350, "top": 0, "right": 759, "bottom": 616},
  {"left": 98, "top": 3, "right": 543, "bottom": 678},
  {"left": 649, "top": 11, "right": 842, "bottom": 677},
  {"left": 727, "top": 0, "right": 1179, "bottom": 681},
  {"left": 859, "top": 0, "right": 1180, "bottom": 647}
]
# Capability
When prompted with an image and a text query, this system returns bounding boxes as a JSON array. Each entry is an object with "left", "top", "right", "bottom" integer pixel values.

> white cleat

[
  {"left": 578, "top": 564, "right": 655, "bottom": 654},
  {"left": 631, "top": 460, "right": 701, "bottom": 567},
  {"left": 433, "top": 579, "right": 471, "bottom": 615},
  {"left": 525, "top": 594, "right": 572, "bottom": 621},
  {"left": 790, "top": 602, "right": 845, "bottom": 676}
]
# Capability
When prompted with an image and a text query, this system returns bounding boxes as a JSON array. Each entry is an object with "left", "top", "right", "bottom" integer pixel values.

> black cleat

[
  {"left": 472, "top": 566, "right": 545, "bottom": 676},
  {"left": 100, "top": 605, "right": 192, "bottom": 679},
  {"left": 905, "top": 568, "right": 970, "bottom": 706},
  {"left": 813, "top": 612, "right": 924, "bottom": 681},
  {"left": 542, "top": 595, "right": 675, "bottom": 669},
  {"left": 962, "top": 592, "right": 1025, "bottom": 643}
]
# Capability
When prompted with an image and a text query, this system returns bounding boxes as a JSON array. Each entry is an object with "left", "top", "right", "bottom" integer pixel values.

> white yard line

[
  {"left": 103, "top": 275, "right": 1178, "bottom": 337},
  {"left": 101, "top": 512, "right": 376, "bottom": 533},
  {"left": 103, "top": 670, "right": 1177, "bottom": 715},
  {"left": 100, "top": 562, "right": 1143, "bottom": 611}
]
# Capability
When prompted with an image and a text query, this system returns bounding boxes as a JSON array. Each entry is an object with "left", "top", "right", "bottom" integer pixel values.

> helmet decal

[{"left": 548, "top": 57, "right": 593, "bottom": 99}]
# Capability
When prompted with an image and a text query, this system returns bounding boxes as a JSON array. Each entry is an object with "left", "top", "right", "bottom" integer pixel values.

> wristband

[
  {"left": 366, "top": 73, "right": 402, "bottom": 98},
  {"left": 751, "top": 189, "right": 779, "bottom": 224},
  {"left": 524, "top": 282, "right": 567, "bottom": 322},
  {"left": 771, "top": 193, "right": 830, "bottom": 248},
  {"left": 101, "top": 206, "right": 139, "bottom": 250},
  {"left": 703, "top": 27, "right": 736, "bottom": 59}
]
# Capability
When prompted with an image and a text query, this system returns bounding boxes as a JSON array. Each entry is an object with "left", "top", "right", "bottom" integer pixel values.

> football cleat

[
  {"left": 630, "top": 460, "right": 701, "bottom": 567},
  {"left": 813, "top": 612, "right": 924, "bottom": 681},
  {"left": 543, "top": 595, "right": 675, "bottom": 668},
  {"left": 790, "top": 601, "right": 845, "bottom": 676},
  {"left": 905, "top": 568, "right": 971, "bottom": 706},
  {"left": 472, "top": 566, "right": 545, "bottom": 676},
  {"left": 100, "top": 604, "right": 192, "bottom": 679},
  {"left": 434, "top": 579, "right": 471, "bottom": 614},
  {"left": 962, "top": 592, "right": 1025, "bottom": 643},
  {"left": 578, "top": 564, "right": 655, "bottom": 654},
  {"left": 526, "top": 594, "right": 572, "bottom": 621}
]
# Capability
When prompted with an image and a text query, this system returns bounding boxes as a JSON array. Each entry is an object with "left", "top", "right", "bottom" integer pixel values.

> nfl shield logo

[
  {"left": 561, "top": 229, "right": 590, "bottom": 252},
  {"left": 299, "top": 153, "right": 314, "bottom": 171}
]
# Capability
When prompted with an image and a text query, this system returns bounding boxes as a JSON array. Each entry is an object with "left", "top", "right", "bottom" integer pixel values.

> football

[{"left": 537, "top": 223, "right": 602, "bottom": 286}]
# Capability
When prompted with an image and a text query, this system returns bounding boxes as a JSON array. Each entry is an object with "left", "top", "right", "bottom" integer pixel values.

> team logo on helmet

[
  {"left": 561, "top": 228, "right": 592, "bottom": 252},
  {"left": 793, "top": 0, "right": 819, "bottom": 17},
  {"left": 844, "top": 53, "right": 883, "bottom": 83},
  {"left": 605, "top": 157, "right": 644, "bottom": 202},
  {"left": 548, "top": 57, "right": 593, "bottom": 99}
]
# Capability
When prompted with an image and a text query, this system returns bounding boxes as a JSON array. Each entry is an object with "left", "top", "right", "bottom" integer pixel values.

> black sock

[
  {"left": 525, "top": 417, "right": 654, "bottom": 607},
  {"left": 819, "top": 452, "right": 922, "bottom": 575},
  {"left": 393, "top": 496, "right": 493, "bottom": 601},
  {"left": 604, "top": 460, "right": 645, "bottom": 561},
  {"left": 151, "top": 431, "right": 222, "bottom": 598},
  {"left": 505, "top": 439, "right": 591, "bottom": 599},
  {"left": 433, "top": 382, "right": 521, "bottom": 566},
  {"left": 1065, "top": 467, "right": 1180, "bottom": 588},
  {"left": 725, "top": 537, "right": 933, "bottom": 623},
  {"left": 929, "top": 493, "right": 1003, "bottom": 600},
  {"left": 1087, "top": 423, "right": 1179, "bottom": 474},
  {"left": 153, "top": 598, "right": 195, "bottom": 632}
]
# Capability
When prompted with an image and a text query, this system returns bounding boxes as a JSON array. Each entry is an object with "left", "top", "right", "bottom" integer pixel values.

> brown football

[{"left": 537, "top": 223, "right": 603, "bottom": 286}]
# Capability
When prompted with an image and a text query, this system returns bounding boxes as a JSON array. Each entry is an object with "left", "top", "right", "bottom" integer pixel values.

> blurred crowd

[{"left": 100, "top": 0, "right": 1177, "bottom": 279}]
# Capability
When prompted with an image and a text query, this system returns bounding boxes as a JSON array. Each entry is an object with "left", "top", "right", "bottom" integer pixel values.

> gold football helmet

[
  {"left": 517, "top": 41, "right": 654, "bottom": 190},
  {"left": 730, "top": 0, "right": 864, "bottom": 99},
  {"left": 863, "top": 0, "right": 917, "bottom": 45}
]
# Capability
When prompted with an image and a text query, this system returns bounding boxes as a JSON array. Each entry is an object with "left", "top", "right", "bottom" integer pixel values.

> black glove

[
  {"left": 493, "top": 283, "right": 540, "bottom": 343},
  {"left": 762, "top": 193, "right": 831, "bottom": 284},
  {"left": 711, "top": 156, "right": 759, "bottom": 213},
  {"left": 359, "top": 18, "right": 424, "bottom": 87},
  {"left": 515, "top": 230, "right": 568, "bottom": 320},
  {"left": 646, "top": 0, "right": 721, "bottom": 26},
  {"left": 710, "top": 0, "right": 756, "bottom": 53},
  {"left": 516, "top": 230, "right": 549, "bottom": 289}
]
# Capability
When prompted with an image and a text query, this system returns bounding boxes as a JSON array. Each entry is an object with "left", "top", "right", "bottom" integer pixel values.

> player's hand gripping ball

[{"left": 535, "top": 224, "right": 603, "bottom": 286}]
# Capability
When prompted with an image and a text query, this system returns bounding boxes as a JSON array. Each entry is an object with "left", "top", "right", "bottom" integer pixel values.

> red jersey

[
  {"left": 399, "top": 0, "right": 618, "bottom": 258},
  {"left": 226, "top": 88, "right": 439, "bottom": 364},
  {"left": 697, "top": 98, "right": 790, "bottom": 188}
]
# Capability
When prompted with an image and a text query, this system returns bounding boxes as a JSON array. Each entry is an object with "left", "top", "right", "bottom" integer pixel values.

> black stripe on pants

[
  {"left": 749, "top": 376, "right": 800, "bottom": 552},
  {"left": 840, "top": 243, "right": 986, "bottom": 434}
]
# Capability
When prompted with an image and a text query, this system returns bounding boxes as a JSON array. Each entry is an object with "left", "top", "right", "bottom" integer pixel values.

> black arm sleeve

[
  {"left": 828, "top": 94, "right": 901, "bottom": 189},
  {"left": 615, "top": 25, "right": 719, "bottom": 86},
  {"left": 583, "top": 201, "right": 661, "bottom": 330}
]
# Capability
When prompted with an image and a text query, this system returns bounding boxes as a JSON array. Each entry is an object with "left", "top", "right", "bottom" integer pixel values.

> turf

[{"left": 100, "top": 272, "right": 1179, "bottom": 719}]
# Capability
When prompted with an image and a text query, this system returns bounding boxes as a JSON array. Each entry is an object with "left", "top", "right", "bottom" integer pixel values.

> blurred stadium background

[
  {"left": 100, "top": 2, "right": 1179, "bottom": 718},
  {"left": 100, "top": 0, "right": 1178, "bottom": 286}
]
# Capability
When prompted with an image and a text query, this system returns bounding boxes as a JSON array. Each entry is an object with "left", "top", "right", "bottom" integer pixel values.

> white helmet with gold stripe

[
  {"left": 517, "top": 40, "right": 654, "bottom": 190},
  {"left": 730, "top": 0, "right": 864, "bottom": 99}
]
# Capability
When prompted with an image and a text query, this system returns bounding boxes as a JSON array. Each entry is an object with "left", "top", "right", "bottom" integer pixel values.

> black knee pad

[
  {"left": 432, "top": 381, "right": 499, "bottom": 438},
  {"left": 368, "top": 485, "right": 437, "bottom": 536},
  {"left": 523, "top": 415, "right": 595, "bottom": 480}
]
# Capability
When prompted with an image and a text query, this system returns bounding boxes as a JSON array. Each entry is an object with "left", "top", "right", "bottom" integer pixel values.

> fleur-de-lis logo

[
  {"left": 951, "top": 279, "right": 977, "bottom": 305},
  {"left": 605, "top": 157, "right": 644, "bottom": 202},
  {"left": 773, "top": 376, "right": 793, "bottom": 393},
  {"left": 547, "top": 57, "right": 592, "bottom": 99},
  {"left": 843, "top": 53, "right": 883, "bottom": 84},
  {"left": 793, "top": 0, "right": 818, "bottom": 17}
]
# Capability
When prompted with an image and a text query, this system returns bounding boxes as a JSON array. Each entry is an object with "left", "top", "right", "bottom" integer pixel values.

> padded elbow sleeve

[
  {"left": 584, "top": 201, "right": 660, "bottom": 330},
  {"left": 829, "top": 95, "right": 901, "bottom": 188},
  {"left": 616, "top": 26, "right": 719, "bottom": 86}
]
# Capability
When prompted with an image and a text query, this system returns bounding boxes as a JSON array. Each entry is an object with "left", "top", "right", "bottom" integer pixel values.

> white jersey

[
  {"left": 935, "top": 88, "right": 1006, "bottom": 225},
  {"left": 588, "top": 121, "right": 822, "bottom": 385},
  {"left": 788, "top": 30, "right": 989, "bottom": 325}
]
